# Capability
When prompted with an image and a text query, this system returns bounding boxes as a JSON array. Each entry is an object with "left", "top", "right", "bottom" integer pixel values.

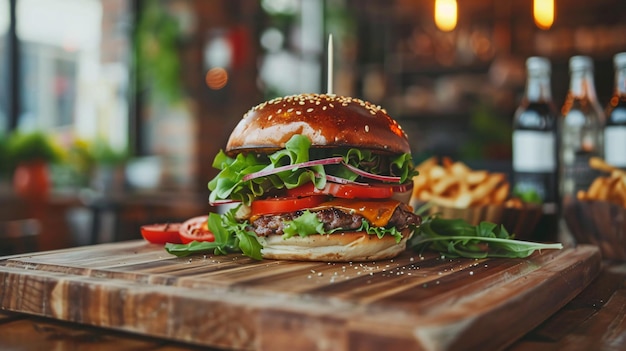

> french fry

[
  {"left": 411, "top": 157, "right": 514, "bottom": 209},
  {"left": 589, "top": 157, "right": 618, "bottom": 173},
  {"left": 587, "top": 177, "right": 606, "bottom": 199},
  {"left": 504, "top": 198, "right": 523, "bottom": 209},
  {"left": 442, "top": 156, "right": 454, "bottom": 170},
  {"left": 450, "top": 161, "right": 471, "bottom": 177},
  {"left": 581, "top": 157, "right": 626, "bottom": 208},
  {"left": 429, "top": 165, "right": 447, "bottom": 180},
  {"left": 470, "top": 173, "right": 505, "bottom": 202},
  {"left": 492, "top": 183, "right": 510, "bottom": 204},
  {"left": 616, "top": 179, "right": 626, "bottom": 207},
  {"left": 467, "top": 170, "right": 488, "bottom": 185},
  {"left": 432, "top": 177, "right": 458, "bottom": 195}
]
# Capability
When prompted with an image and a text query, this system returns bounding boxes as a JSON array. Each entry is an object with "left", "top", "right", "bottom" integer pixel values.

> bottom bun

[{"left": 257, "top": 229, "right": 413, "bottom": 262}]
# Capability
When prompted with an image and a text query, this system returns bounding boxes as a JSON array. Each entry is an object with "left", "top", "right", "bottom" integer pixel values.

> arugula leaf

[
  {"left": 165, "top": 210, "right": 263, "bottom": 259},
  {"left": 408, "top": 215, "right": 563, "bottom": 259},
  {"left": 235, "top": 230, "right": 263, "bottom": 260},
  {"left": 164, "top": 241, "right": 221, "bottom": 258}
]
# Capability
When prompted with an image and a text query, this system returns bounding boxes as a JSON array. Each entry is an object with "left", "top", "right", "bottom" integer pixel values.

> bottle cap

[
  {"left": 526, "top": 56, "right": 551, "bottom": 74},
  {"left": 569, "top": 56, "right": 593, "bottom": 72},
  {"left": 614, "top": 52, "right": 626, "bottom": 68}
]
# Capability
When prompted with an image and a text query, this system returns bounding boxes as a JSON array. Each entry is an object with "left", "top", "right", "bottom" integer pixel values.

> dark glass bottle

[
  {"left": 604, "top": 52, "right": 626, "bottom": 169},
  {"left": 512, "top": 57, "right": 559, "bottom": 208},
  {"left": 560, "top": 56, "right": 605, "bottom": 201}
]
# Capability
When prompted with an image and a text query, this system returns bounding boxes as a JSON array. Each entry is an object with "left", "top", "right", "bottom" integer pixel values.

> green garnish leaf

[
  {"left": 282, "top": 210, "right": 326, "bottom": 238},
  {"left": 358, "top": 219, "right": 405, "bottom": 243},
  {"left": 408, "top": 214, "right": 563, "bottom": 259},
  {"left": 165, "top": 209, "right": 263, "bottom": 259}
]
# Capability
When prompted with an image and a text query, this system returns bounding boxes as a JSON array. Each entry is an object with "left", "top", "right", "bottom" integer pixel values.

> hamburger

[{"left": 206, "top": 93, "right": 420, "bottom": 262}]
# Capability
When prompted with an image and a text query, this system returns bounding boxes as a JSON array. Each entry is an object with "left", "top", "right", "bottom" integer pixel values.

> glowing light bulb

[
  {"left": 534, "top": 0, "right": 554, "bottom": 30},
  {"left": 435, "top": 0, "right": 457, "bottom": 32},
  {"left": 205, "top": 67, "right": 228, "bottom": 90}
]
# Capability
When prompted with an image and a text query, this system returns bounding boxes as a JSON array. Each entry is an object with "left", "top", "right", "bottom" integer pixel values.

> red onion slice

[
  {"left": 323, "top": 174, "right": 368, "bottom": 186},
  {"left": 209, "top": 199, "right": 242, "bottom": 206},
  {"left": 242, "top": 156, "right": 344, "bottom": 182},
  {"left": 341, "top": 162, "right": 402, "bottom": 183}
]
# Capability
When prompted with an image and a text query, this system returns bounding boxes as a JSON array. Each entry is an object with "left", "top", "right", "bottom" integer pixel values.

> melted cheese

[{"left": 311, "top": 199, "right": 402, "bottom": 227}]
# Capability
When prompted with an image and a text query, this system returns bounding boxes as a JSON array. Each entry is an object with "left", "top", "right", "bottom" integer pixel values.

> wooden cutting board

[{"left": 0, "top": 241, "right": 600, "bottom": 351}]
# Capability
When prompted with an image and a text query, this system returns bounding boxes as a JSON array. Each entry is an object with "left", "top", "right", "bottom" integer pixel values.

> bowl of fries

[
  {"left": 411, "top": 157, "right": 543, "bottom": 240},
  {"left": 564, "top": 157, "right": 626, "bottom": 261}
]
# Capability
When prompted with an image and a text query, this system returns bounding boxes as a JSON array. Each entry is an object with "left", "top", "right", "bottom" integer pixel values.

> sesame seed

[
  {"left": 307, "top": 108, "right": 314, "bottom": 113},
  {"left": 365, "top": 125, "right": 369, "bottom": 132}
]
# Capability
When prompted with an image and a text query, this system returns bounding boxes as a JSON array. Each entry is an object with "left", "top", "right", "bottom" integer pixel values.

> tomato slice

[
  {"left": 286, "top": 182, "right": 394, "bottom": 199},
  {"left": 179, "top": 216, "right": 215, "bottom": 244},
  {"left": 250, "top": 195, "right": 328, "bottom": 217},
  {"left": 141, "top": 223, "right": 183, "bottom": 244}
]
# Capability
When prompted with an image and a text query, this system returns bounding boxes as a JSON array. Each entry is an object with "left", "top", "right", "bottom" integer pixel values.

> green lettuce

[
  {"left": 282, "top": 209, "right": 407, "bottom": 243},
  {"left": 208, "top": 134, "right": 417, "bottom": 205}
]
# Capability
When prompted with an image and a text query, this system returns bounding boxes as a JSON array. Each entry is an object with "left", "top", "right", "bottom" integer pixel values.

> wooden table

[
  {"left": 1, "top": 262, "right": 623, "bottom": 351},
  {"left": 0, "top": 242, "right": 626, "bottom": 351}
]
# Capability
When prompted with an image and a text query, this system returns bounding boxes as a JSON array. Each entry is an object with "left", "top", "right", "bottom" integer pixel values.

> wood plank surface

[
  {"left": 508, "top": 263, "right": 626, "bottom": 351},
  {"left": 0, "top": 241, "right": 601, "bottom": 351},
  {"left": 0, "top": 310, "right": 214, "bottom": 351}
]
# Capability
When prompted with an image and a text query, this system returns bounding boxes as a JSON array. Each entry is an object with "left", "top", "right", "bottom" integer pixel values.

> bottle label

[
  {"left": 513, "top": 131, "right": 556, "bottom": 172},
  {"left": 604, "top": 126, "right": 626, "bottom": 168}
]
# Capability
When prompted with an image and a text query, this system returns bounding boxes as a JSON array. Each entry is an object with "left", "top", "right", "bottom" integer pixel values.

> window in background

[
  {"left": 0, "top": 0, "right": 8, "bottom": 134},
  {"left": 16, "top": 0, "right": 131, "bottom": 152}
]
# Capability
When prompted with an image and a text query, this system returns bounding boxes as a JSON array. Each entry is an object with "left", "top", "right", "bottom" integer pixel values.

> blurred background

[{"left": 1, "top": 0, "right": 625, "bottom": 254}]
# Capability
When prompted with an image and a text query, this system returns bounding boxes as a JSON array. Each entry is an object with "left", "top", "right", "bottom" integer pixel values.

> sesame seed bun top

[{"left": 225, "top": 93, "right": 411, "bottom": 155}]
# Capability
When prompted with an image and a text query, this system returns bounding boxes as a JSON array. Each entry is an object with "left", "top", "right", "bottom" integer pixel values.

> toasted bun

[
  {"left": 226, "top": 93, "right": 410, "bottom": 155},
  {"left": 257, "top": 229, "right": 413, "bottom": 262}
]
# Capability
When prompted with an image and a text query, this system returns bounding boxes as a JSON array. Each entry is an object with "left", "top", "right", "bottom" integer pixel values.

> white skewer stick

[{"left": 327, "top": 34, "right": 333, "bottom": 95}]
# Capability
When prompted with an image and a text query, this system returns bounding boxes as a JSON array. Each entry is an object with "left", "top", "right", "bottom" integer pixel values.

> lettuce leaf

[
  {"left": 282, "top": 210, "right": 409, "bottom": 243},
  {"left": 282, "top": 210, "right": 326, "bottom": 238},
  {"left": 208, "top": 134, "right": 417, "bottom": 205}
]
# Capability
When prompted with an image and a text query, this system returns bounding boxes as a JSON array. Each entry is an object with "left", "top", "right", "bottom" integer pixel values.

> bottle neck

[
  {"left": 525, "top": 73, "right": 552, "bottom": 102},
  {"left": 615, "top": 66, "right": 626, "bottom": 96},
  {"left": 569, "top": 69, "right": 598, "bottom": 101}
]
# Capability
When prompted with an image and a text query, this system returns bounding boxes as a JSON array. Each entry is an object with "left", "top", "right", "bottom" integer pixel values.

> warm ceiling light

[
  {"left": 534, "top": 0, "right": 554, "bottom": 30},
  {"left": 205, "top": 67, "right": 228, "bottom": 90},
  {"left": 435, "top": 0, "right": 457, "bottom": 32}
]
